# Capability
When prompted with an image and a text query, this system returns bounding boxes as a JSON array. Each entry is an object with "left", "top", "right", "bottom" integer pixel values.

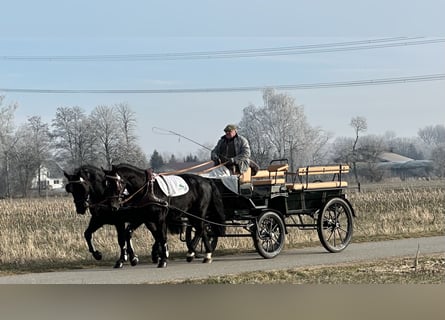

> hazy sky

[{"left": 1, "top": 0, "right": 444, "bottom": 158}]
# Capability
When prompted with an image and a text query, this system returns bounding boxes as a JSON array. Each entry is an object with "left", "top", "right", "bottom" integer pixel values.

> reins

[{"left": 118, "top": 181, "right": 150, "bottom": 206}]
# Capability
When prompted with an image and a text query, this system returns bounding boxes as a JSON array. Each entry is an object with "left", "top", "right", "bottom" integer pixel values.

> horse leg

[
  {"left": 156, "top": 211, "right": 169, "bottom": 268},
  {"left": 144, "top": 222, "right": 161, "bottom": 264},
  {"left": 84, "top": 216, "right": 103, "bottom": 261},
  {"left": 185, "top": 226, "right": 199, "bottom": 263},
  {"left": 188, "top": 223, "right": 213, "bottom": 263},
  {"left": 113, "top": 222, "right": 128, "bottom": 269},
  {"left": 201, "top": 229, "right": 214, "bottom": 264},
  {"left": 125, "top": 223, "right": 141, "bottom": 267}
]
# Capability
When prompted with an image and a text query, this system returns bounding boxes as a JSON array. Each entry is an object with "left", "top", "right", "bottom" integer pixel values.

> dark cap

[{"left": 224, "top": 124, "right": 237, "bottom": 132}]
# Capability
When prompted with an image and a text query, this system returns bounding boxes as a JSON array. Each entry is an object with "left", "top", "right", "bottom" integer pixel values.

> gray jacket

[{"left": 211, "top": 134, "right": 251, "bottom": 173}]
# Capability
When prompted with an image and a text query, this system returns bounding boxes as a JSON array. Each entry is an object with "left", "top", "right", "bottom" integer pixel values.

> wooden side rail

[
  {"left": 298, "top": 165, "right": 349, "bottom": 175},
  {"left": 254, "top": 170, "right": 283, "bottom": 179},
  {"left": 251, "top": 164, "right": 288, "bottom": 186},
  {"left": 286, "top": 181, "right": 348, "bottom": 191}
]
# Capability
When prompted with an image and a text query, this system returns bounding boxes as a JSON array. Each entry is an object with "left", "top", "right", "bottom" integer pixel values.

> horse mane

[
  {"left": 114, "top": 163, "right": 147, "bottom": 175},
  {"left": 75, "top": 164, "right": 105, "bottom": 180}
]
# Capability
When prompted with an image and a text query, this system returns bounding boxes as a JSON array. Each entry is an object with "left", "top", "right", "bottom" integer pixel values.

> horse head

[
  {"left": 64, "top": 169, "right": 91, "bottom": 214},
  {"left": 102, "top": 166, "right": 127, "bottom": 211},
  {"left": 64, "top": 165, "right": 108, "bottom": 214}
]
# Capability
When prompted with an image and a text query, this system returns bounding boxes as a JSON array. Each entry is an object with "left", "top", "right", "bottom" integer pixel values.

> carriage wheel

[
  {"left": 317, "top": 197, "right": 353, "bottom": 253},
  {"left": 253, "top": 211, "right": 286, "bottom": 259},
  {"left": 185, "top": 225, "right": 218, "bottom": 258}
]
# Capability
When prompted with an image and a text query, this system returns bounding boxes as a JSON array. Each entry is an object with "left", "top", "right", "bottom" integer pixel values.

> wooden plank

[
  {"left": 305, "top": 181, "right": 348, "bottom": 189},
  {"left": 286, "top": 181, "right": 348, "bottom": 190},
  {"left": 267, "top": 163, "right": 289, "bottom": 172},
  {"left": 252, "top": 178, "right": 286, "bottom": 186},
  {"left": 298, "top": 165, "right": 349, "bottom": 175},
  {"left": 253, "top": 170, "right": 286, "bottom": 179},
  {"left": 286, "top": 183, "right": 305, "bottom": 190}
]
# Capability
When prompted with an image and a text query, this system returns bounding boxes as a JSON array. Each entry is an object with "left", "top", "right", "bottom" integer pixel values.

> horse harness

[{"left": 107, "top": 168, "right": 169, "bottom": 209}]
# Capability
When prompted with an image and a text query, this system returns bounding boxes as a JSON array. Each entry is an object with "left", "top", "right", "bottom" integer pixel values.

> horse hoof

[
  {"left": 151, "top": 255, "right": 160, "bottom": 264},
  {"left": 203, "top": 258, "right": 213, "bottom": 264},
  {"left": 186, "top": 256, "right": 194, "bottom": 263},
  {"left": 114, "top": 261, "right": 124, "bottom": 269},
  {"left": 131, "top": 257, "right": 139, "bottom": 267},
  {"left": 157, "top": 261, "right": 167, "bottom": 268},
  {"left": 93, "top": 251, "right": 103, "bottom": 260},
  {"left": 123, "top": 254, "right": 128, "bottom": 262}
]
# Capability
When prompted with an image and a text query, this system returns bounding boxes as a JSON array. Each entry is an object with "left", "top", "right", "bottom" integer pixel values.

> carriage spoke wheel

[
  {"left": 253, "top": 211, "right": 285, "bottom": 259},
  {"left": 185, "top": 225, "right": 218, "bottom": 258},
  {"left": 317, "top": 197, "right": 353, "bottom": 253}
]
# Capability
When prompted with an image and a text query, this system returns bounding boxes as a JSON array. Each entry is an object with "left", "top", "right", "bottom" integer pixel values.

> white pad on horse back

[{"left": 155, "top": 175, "right": 189, "bottom": 197}]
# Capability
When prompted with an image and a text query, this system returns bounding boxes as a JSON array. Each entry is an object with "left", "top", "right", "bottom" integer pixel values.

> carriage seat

[{"left": 251, "top": 163, "right": 288, "bottom": 186}]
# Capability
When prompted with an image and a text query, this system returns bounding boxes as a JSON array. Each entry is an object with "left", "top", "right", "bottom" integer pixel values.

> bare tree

[
  {"left": 239, "top": 89, "right": 328, "bottom": 170},
  {"left": 90, "top": 105, "right": 120, "bottom": 168},
  {"left": 330, "top": 136, "right": 355, "bottom": 164},
  {"left": 239, "top": 103, "right": 274, "bottom": 167},
  {"left": 0, "top": 97, "right": 19, "bottom": 197},
  {"left": 52, "top": 106, "right": 97, "bottom": 170},
  {"left": 418, "top": 124, "right": 445, "bottom": 177},
  {"left": 431, "top": 145, "right": 445, "bottom": 177},
  {"left": 115, "top": 103, "right": 137, "bottom": 147},
  {"left": 418, "top": 124, "right": 445, "bottom": 147},
  {"left": 350, "top": 116, "right": 367, "bottom": 187},
  {"left": 114, "top": 103, "right": 148, "bottom": 167},
  {"left": 14, "top": 116, "right": 52, "bottom": 196},
  {"left": 11, "top": 126, "right": 39, "bottom": 196}
]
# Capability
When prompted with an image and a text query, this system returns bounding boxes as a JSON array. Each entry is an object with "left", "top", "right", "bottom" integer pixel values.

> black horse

[
  {"left": 64, "top": 165, "right": 140, "bottom": 268},
  {"left": 104, "top": 163, "right": 226, "bottom": 268}
]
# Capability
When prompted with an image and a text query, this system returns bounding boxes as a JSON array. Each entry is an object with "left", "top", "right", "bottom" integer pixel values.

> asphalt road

[{"left": 0, "top": 236, "right": 443, "bottom": 284}]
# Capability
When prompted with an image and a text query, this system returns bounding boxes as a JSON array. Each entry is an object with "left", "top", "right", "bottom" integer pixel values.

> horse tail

[{"left": 208, "top": 180, "right": 226, "bottom": 236}]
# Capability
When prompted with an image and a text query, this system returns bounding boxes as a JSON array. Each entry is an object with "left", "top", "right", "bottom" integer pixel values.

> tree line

[
  {"left": 0, "top": 97, "right": 148, "bottom": 197},
  {"left": 1, "top": 92, "right": 444, "bottom": 197}
]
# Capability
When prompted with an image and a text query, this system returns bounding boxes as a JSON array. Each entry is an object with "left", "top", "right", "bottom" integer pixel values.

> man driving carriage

[{"left": 211, "top": 124, "right": 251, "bottom": 174}]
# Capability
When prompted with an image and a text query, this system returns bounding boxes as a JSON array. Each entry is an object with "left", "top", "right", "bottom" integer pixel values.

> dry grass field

[{"left": 0, "top": 179, "right": 443, "bottom": 275}]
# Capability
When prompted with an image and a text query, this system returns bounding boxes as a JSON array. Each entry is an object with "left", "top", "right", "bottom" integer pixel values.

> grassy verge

[{"left": 171, "top": 254, "right": 445, "bottom": 284}]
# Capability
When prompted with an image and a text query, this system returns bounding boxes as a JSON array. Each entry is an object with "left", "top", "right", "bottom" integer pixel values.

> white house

[{"left": 31, "top": 161, "right": 65, "bottom": 190}]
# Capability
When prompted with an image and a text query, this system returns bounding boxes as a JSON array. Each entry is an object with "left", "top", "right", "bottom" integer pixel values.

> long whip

[{"left": 152, "top": 126, "right": 212, "bottom": 151}]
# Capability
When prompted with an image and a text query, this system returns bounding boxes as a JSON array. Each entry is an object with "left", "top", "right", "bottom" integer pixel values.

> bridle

[
  {"left": 66, "top": 177, "right": 92, "bottom": 210},
  {"left": 104, "top": 171, "right": 152, "bottom": 208},
  {"left": 104, "top": 173, "right": 128, "bottom": 205},
  {"left": 67, "top": 174, "right": 122, "bottom": 211}
]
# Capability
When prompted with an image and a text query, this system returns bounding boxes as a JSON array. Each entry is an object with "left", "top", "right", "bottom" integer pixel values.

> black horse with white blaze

[{"left": 104, "top": 163, "right": 226, "bottom": 268}]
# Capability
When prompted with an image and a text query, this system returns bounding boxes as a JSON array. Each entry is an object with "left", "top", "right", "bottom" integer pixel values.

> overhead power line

[
  {"left": 1, "top": 74, "right": 444, "bottom": 94},
  {"left": 2, "top": 37, "right": 444, "bottom": 61}
]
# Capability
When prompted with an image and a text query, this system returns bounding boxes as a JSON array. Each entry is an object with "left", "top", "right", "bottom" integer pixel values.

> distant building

[
  {"left": 31, "top": 161, "right": 65, "bottom": 190},
  {"left": 375, "top": 152, "right": 433, "bottom": 180}
]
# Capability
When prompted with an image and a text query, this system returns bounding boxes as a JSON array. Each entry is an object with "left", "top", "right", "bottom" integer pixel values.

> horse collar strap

[{"left": 146, "top": 168, "right": 156, "bottom": 182}]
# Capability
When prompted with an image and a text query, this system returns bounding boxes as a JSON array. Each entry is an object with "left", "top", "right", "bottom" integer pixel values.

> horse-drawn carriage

[
  {"left": 186, "top": 159, "right": 355, "bottom": 259},
  {"left": 64, "top": 159, "right": 355, "bottom": 268}
]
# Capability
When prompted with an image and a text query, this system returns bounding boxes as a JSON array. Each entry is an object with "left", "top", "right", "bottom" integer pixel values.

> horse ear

[{"left": 63, "top": 171, "right": 70, "bottom": 179}]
